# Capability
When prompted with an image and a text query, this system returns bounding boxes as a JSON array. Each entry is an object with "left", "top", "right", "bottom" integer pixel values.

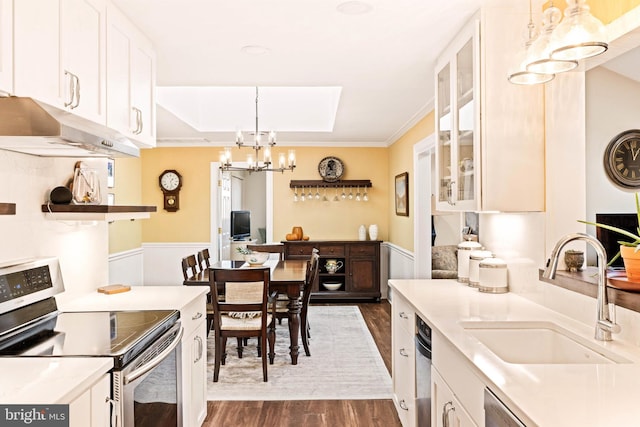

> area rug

[{"left": 206, "top": 305, "right": 392, "bottom": 401}]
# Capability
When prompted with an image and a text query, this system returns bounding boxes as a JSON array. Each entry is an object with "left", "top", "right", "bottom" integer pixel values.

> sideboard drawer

[
  {"left": 349, "top": 244, "right": 377, "bottom": 257},
  {"left": 285, "top": 243, "right": 317, "bottom": 258},
  {"left": 318, "top": 244, "right": 346, "bottom": 257}
]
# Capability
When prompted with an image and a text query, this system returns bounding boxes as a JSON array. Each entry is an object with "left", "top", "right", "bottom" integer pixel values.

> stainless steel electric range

[{"left": 0, "top": 258, "right": 183, "bottom": 427}]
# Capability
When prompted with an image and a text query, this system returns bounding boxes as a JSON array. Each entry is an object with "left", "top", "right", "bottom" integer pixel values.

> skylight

[{"left": 156, "top": 86, "right": 342, "bottom": 133}]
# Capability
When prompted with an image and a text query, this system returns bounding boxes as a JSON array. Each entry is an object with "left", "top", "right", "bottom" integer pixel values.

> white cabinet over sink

[
  {"left": 434, "top": 0, "right": 545, "bottom": 212},
  {"left": 13, "top": 0, "right": 107, "bottom": 125}
]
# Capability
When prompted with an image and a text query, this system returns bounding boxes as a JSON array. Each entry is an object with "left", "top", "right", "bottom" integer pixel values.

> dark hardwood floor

[{"left": 203, "top": 300, "right": 401, "bottom": 427}]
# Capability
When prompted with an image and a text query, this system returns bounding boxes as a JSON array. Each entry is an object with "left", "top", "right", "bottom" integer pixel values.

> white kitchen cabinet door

[
  {"left": 60, "top": 0, "right": 106, "bottom": 124},
  {"left": 14, "top": 0, "right": 106, "bottom": 124},
  {"left": 435, "top": 21, "right": 479, "bottom": 212},
  {"left": 432, "top": 368, "right": 477, "bottom": 427},
  {"left": 106, "top": 4, "right": 156, "bottom": 148},
  {"left": 0, "top": 0, "right": 13, "bottom": 95},
  {"left": 392, "top": 293, "right": 416, "bottom": 427},
  {"left": 434, "top": 1, "right": 544, "bottom": 212},
  {"left": 13, "top": 0, "right": 61, "bottom": 106},
  {"left": 180, "top": 294, "right": 208, "bottom": 427},
  {"left": 69, "top": 373, "right": 110, "bottom": 427}
]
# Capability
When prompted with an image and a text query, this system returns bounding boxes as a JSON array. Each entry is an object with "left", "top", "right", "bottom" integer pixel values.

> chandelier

[{"left": 219, "top": 87, "right": 296, "bottom": 173}]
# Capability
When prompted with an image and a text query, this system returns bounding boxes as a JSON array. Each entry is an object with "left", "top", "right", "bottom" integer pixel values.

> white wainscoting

[
  {"left": 383, "top": 242, "right": 415, "bottom": 302},
  {"left": 108, "top": 248, "right": 144, "bottom": 286},
  {"left": 110, "top": 242, "right": 413, "bottom": 292},
  {"left": 142, "top": 242, "right": 211, "bottom": 286}
]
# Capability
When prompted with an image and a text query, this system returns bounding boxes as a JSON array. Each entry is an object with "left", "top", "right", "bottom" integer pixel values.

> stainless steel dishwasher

[
  {"left": 415, "top": 315, "right": 432, "bottom": 426},
  {"left": 485, "top": 388, "right": 526, "bottom": 427}
]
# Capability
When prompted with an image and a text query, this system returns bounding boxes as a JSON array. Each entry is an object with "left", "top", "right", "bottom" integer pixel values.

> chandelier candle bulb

[
  {"left": 263, "top": 146, "right": 272, "bottom": 164},
  {"left": 288, "top": 150, "right": 296, "bottom": 167},
  {"left": 279, "top": 153, "right": 286, "bottom": 168}
]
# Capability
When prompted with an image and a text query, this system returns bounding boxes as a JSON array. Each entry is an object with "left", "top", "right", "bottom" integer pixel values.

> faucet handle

[{"left": 598, "top": 319, "right": 621, "bottom": 334}]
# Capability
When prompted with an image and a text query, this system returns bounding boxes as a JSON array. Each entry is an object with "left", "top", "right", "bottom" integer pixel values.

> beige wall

[
  {"left": 272, "top": 146, "right": 389, "bottom": 242},
  {"left": 387, "top": 112, "right": 435, "bottom": 251},
  {"left": 140, "top": 147, "right": 213, "bottom": 242}
]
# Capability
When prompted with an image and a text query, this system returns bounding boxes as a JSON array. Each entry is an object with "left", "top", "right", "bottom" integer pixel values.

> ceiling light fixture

[
  {"left": 508, "top": 0, "right": 555, "bottom": 85},
  {"left": 219, "top": 87, "right": 296, "bottom": 173},
  {"left": 526, "top": 1, "right": 578, "bottom": 74},
  {"left": 549, "top": 0, "right": 608, "bottom": 61}
]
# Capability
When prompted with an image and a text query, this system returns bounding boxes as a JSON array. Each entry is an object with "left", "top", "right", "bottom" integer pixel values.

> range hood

[{"left": 0, "top": 97, "right": 139, "bottom": 157}]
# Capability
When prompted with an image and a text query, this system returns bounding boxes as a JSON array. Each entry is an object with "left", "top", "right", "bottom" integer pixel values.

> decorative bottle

[
  {"left": 368, "top": 224, "right": 378, "bottom": 240},
  {"left": 358, "top": 225, "right": 367, "bottom": 241}
]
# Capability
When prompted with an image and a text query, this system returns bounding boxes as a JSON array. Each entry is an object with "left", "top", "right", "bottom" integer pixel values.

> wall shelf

[
  {"left": 289, "top": 179, "right": 372, "bottom": 189},
  {"left": 0, "top": 203, "right": 16, "bottom": 215},
  {"left": 41, "top": 204, "right": 156, "bottom": 221}
]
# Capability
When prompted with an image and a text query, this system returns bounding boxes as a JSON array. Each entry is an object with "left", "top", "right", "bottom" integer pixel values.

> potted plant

[{"left": 578, "top": 193, "right": 640, "bottom": 279}]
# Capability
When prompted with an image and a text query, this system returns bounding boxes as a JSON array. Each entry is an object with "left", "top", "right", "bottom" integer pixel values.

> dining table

[{"left": 183, "top": 259, "right": 308, "bottom": 365}]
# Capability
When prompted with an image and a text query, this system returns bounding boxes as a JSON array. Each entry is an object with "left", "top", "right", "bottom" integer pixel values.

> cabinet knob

[
  {"left": 399, "top": 400, "right": 409, "bottom": 411},
  {"left": 399, "top": 312, "right": 408, "bottom": 319},
  {"left": 192, "top": 312, "right": 203, "bottom": 320},
  {"left": 399, "top": 348, "right": 409, "bottom": 357}
]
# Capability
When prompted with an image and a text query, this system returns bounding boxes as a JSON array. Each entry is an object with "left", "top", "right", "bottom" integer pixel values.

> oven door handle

[{"left": 123, "top": 326, "right": 184, "bottom": 385}]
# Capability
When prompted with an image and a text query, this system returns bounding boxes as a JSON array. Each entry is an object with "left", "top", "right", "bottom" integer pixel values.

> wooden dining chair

[
  {"left": 246, "top": 243, "right": 286, "bottom": 261},
  {"left": 181, "top": 254, "right": 199, "bottom": 280},
  {"left": 197, "top": 248, "right": 211, "bottom": 271},
  {"left": 210, "top": 267, "right": 276, "bottom": 382},
  {"left": 270, "top": 248, "right": 319, "bottom": 356}
]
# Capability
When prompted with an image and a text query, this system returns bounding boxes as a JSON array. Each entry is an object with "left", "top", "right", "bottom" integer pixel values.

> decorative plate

[{"left": 318, "top": 156, "right": 345, "bottom": 182}]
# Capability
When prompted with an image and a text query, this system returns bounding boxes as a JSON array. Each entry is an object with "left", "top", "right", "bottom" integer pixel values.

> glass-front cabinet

[{"left": 435, "top": 20, "right": 479, "bottom": 211}]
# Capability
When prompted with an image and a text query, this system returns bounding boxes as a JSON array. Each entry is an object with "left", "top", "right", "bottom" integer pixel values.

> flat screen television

[
  {"left": 230, "top": 210, "right": 251, "bottom": 241},
  {"left": 595, "top": 213, "right": 638, "bottom": 268}
]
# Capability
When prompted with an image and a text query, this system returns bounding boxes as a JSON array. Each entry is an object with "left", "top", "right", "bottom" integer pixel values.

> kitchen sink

[{"left": 460, "top": 321, "right": 631, "bottom": 364}]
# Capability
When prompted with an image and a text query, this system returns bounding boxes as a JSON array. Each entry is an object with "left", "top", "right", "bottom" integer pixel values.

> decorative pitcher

[{"left": 325, "top": 259, "right": 343, "bottom": 274}]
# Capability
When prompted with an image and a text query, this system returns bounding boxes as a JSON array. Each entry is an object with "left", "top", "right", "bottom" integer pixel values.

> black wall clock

[{"left": 604, "top": 130, "right": 640, "bottom": 190}]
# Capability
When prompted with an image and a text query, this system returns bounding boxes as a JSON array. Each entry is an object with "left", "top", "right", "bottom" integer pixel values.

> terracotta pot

[{"left": 621, "top": 245, "right": 640, "bottom": 280}]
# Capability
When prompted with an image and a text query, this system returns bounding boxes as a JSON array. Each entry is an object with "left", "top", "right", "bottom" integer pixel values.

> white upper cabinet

[
  {"left": 13, "top": 0, "right": 107, "bottom": 124},
  {"left": 106, "top": 4, "right": 156, "bottom": 148},
  {"left": 0, "top": 0, "right": 13, "bottom": 95},
  {"left": 435, "top": 1, "right": 545, "bottom": 212}
]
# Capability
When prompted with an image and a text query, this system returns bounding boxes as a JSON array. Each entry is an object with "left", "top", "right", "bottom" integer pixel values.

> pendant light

[
  {"left": 508, "top": 0, "right": 554, "bottom": 85},
  {"left": 549, "top": 0, "right": 608, "bottom": 61},
  {"left": 526, "top": 2, "right": 578, "bottom": 74}
]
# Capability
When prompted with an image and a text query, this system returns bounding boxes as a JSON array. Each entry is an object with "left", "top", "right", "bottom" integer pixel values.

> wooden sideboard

[{"left": 283, "top": 240, "right": 381, "bottom": 301}]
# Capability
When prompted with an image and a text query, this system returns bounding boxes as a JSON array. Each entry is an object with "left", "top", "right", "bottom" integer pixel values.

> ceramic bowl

[
  {"left": 322, "top": 282, "right": 342, "bottom": 291},
  {"left": 244, "top": 252, "right": 269, "bottom": 265}
]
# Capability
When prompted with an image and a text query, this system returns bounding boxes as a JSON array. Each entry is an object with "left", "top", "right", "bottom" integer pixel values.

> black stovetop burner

[{"left": 0, "top": 305, "right": 179, "bottom": 368}]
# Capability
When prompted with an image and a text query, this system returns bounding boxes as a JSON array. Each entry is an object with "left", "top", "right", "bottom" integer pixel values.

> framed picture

[
  {"left": 107, "top": 159, "right": 115, "bottom": 188},
  {"left": 395, "top": 172, "right": 409, "bottom": 216}
]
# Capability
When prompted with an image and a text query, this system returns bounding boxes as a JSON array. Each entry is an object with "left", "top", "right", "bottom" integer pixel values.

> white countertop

[
  {"left": 58, "top": 285, "right": 209, "bottom": 312},
  {"left": 0, "top": 357, "right": 113, "bottom": 404},
  {"left": 390, "top": 279, "right": 640, "bottom": 427}
]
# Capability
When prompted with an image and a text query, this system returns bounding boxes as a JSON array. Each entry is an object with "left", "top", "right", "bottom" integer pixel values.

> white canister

[
  {"left": 457, "top": 241, "right": 482, "bottom": 283},
  {"left": 478, "top": 257, "right": 508, "bottom": 293},
  {"left": 468, "top": 250, "right": 492, "bottom": 287}
]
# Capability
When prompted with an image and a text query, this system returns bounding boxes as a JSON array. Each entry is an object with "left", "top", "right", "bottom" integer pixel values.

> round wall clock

[
  {"left": 159, "top": 170, "right": 182, "bottom": 212},
  {"left": 604, "top": 130, "right": 640, "bottom": 190},
  {"left": 318, "top": 156, "right": 345, "bottom": 182}
]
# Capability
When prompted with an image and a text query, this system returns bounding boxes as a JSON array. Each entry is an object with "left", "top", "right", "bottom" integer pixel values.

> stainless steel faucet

[{"left": 542, "top": 233, "right": 621, "bottom": 341}]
